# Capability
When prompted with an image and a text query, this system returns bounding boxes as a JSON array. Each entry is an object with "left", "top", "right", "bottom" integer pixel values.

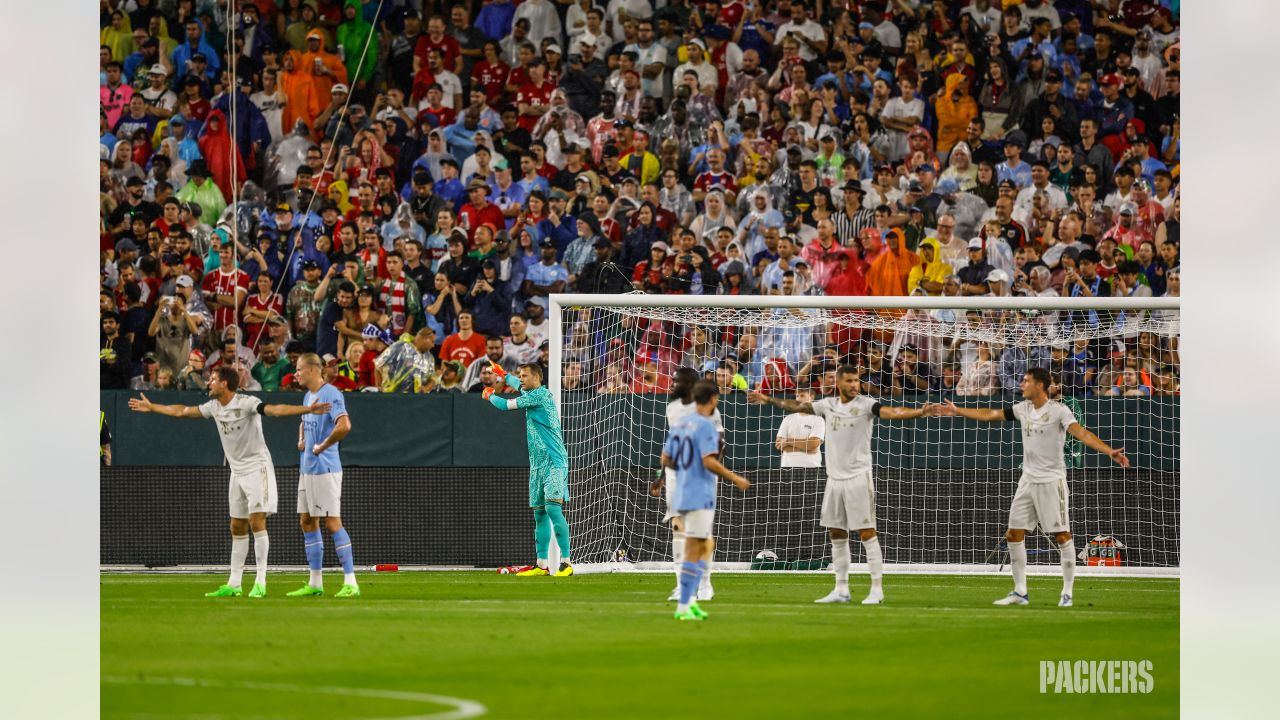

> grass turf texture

[{"left": 102, "top": 572, "right": 1177, "bottom": 719}]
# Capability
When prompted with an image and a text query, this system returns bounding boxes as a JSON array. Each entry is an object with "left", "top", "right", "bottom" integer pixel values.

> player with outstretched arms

[
  {"left": 127, "top": 366, "right": 332, "bottom": 598},
  {"left": 484, "top": 362, "right": 574, "bottom": 577},
  {"left": 286, "top": 353, "right": 358, "bottom": 599},
  {"left": 931, "top": 367, "right": 1129, "bottom": 607},
  {"left": 650, "top": 367, "right": 725, "bottom": 602},
  {"left": 662, "top": 380, "right": 750, "bottom": 621},
  {"left": 750, "top": 365, "right": 930, "bottom": 605}
]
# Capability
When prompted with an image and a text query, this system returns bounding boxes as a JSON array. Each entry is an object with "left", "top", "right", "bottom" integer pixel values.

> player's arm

[
  {"left": 748, "top": 391, "right": 813, "bottom": 414},
  {"left": 702, "top": 452, "right": 750, "bottom": 492},
  {"left": 928, "top": 400, "right": 1008, "bottom": 422},
  {"left": 312, "top": 415, "right": 352, "bottom": 455},
  {"left": 875, "top": 403, "right": 929, "bottom": 421},
  {"left": 261, "top": 402, "right": 333, "bottom": 417},
  {"left": 298, "top": 420, "right": 305, "bottom": 451},
  {"left": 127, "top": 393, "right": 202, "bottom": 418},
  {"left": 1067, "top": 422, "right": 1130, "bottom": 467}
]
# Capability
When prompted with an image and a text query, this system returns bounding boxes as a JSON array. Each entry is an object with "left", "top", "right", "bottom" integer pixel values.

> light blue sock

[
  {"left": 532, "top": 508, "right": 551, "bottom": 564},
  {"left": 331, "top": 528, "right": 355, "bottom": 579},
  {"left": 546, "top": 502, "right": 570, "bottom": 562},
  {"left": 303, "top": 530, "right": 323, "bottom": 571},
  {"left": 678, "top": 561, "right": 701, "bottom": 609}
]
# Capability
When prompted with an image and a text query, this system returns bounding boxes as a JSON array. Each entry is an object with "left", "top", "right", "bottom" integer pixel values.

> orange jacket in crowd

[
  {"left": 280, "top": 50, "right": 322, "bottom": 134},
  {"left": 299, "top": 29, "right": 348, "bottom": 111}
]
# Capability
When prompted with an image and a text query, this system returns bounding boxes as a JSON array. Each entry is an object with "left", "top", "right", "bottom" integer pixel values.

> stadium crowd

[{"left": 100, "top": 0, "right": 1180, "bottom": 399}]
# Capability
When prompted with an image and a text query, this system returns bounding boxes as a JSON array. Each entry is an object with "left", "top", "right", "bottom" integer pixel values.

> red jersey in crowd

[
  {"left": 515, "top": 80, "right": 555, "bottom": 132},
  {"left": 440, "top": 332, "right": 488, "bottom": 367},
  {"left": 201, "top": 267, "right": 250, "bottom": 334}
]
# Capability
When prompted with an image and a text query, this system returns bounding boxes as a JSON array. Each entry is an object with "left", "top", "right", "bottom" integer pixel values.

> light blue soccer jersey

[
  {"left": 665, "top": 413, "right": 720, "bottom": 512},
  {"left": 301, "top": 383, "right": 348, "bottom": 474},
  {"left": 513, "top": 385, "right": 569, "bottom": 469}
]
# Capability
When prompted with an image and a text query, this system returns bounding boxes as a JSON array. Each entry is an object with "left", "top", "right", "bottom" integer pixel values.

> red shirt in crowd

[
  {"left": 515, "top": 80, "right": 555, "bottom": 132},
  {"left": 440, "top": 331, "right": 488, "bottom": 367},
  {"left": 201, "top": 267, "right": 250, "bottom": 334}
]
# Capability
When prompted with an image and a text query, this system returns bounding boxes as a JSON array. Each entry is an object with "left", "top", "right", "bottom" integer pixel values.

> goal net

[{"left": 549, "top": 294, "right": 1180, "bottom": 576}]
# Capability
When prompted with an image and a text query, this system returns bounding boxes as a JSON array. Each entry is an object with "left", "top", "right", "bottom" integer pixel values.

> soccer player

[
  {"left": 484, "top": 362, "right": 574, "bottom": 577},
  {"left": 932, "top": 367, "right": 1129, "bottom": 607},
  {"left": 662, "top": 380, "right": 750, "bottom": 621},
  {"left": 286, "top": 353, "right": 357, "bottom": 598},
  {"left": 649, "top": 367, "right": 724, "bottom": 602},
  {"left": 127, "top": 367, "right": 331, "bottom": 598},
  {"left": 750, "top": 365, "right": 930, "bottom": 605}
]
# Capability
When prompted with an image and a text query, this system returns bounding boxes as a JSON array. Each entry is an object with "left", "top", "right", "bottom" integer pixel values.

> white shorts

[
  {"left": 229, "top": 464, "right": 278, "bottom": 519},
  {"left": 678, "top": 509, "right": 716, "bottom": 539},
  {"left": 820, "top": 471, "right": 876, "bottom": 531},
  {"left": 297, "top": 471, "right": 343, "bottom": 517},
  {"left": 1008, "top": 476, "right": 1070, "bottom": 534},
  {"left": 662, "top": 468, "right": 680, "bottom": 523}
]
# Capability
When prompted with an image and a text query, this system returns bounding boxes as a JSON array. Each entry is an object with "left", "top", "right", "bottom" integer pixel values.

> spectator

[
  {"left": 251, "top": 339, "right": 292, "bottom": 392},
  {"left": 440, "top": 311, "right": 488, "bottom": 367},
  {"left": 175, "top": 349, "right": 209, "bottom": 391}
]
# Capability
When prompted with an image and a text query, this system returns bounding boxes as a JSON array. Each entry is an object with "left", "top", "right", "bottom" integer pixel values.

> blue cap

[
  {"left": 936, "top": 178, "right": 961, "bottom": 195},
  {"left": 859, "top": 21, "right": 875, "bottom": 30},
  {"left": 362, "top": 324, "right": 392, "bottom": 344}
]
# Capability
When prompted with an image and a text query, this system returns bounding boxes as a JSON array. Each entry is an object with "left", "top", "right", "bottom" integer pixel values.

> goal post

[{"left": 548, "top": 293, "right": 1180, "bottom": 577}]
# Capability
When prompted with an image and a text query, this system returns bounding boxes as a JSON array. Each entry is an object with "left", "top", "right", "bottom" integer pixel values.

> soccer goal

[{"left": 548, "top": 293, "right": 1180, "bottom": 577}]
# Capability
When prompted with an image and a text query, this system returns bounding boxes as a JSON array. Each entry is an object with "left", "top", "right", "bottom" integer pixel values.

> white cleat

[
  {"left": 697, "top": 584, "right": 714, "bottom": 602},
  {"left": 667, "top": 587, "right": 680, "bottom": 602},
  {"left": 1058, "top": 593, "right": 1073, "bottom": 607},
  {"left": 861, "top": 589, "right": 885, "bottom": 605},
  {"left": 993, "top": 591, "right": 1031, "bottom": 606},
  {"left": 814, "top": 589, "right": 851, "bottom": 604}
]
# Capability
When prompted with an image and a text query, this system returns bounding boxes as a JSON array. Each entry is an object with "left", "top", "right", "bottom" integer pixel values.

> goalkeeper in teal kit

[{"left": 484, "top": 362, "right": 573, "bottom": 577}]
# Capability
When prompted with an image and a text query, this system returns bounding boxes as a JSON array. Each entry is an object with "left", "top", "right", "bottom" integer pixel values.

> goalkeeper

[{"left": 484, "top": 362, "right": 573, "bottom": 577}]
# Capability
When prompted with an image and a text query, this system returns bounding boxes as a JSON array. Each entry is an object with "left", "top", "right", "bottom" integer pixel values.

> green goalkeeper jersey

[{"left": 515, "top": 386, "right": 569, "bottom": 469}]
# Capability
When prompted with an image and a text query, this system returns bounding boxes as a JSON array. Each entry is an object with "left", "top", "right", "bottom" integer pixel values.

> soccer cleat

[
  {"left": 994, "top": 591, "right": 1031, "bottom": 606},
  {"left": 516, "top": 566, "right": 549, "bottom": 577},
  {"left": 697, "top": 583, "right": 714, "bottom": 602},
  {"left": 673, "top": 609, "right": 704, "bottom": 621},
  {"left": 688, "top": 602, "right": 708, "bottom": 620},
  {"left": 247, "top": 583, "right": 267, "bottom": 598},
  {"left": 334, "top": 583, "right": 361, "bottom": 598},
  {"left": 554, "top": 562, "right": 574, "bottom": 577},
  {"left": 667, "top": 587, "right": 681, "bottom": 602},
  {"left": 861, "top": 589, "right": 885, "bottom": 605},
  {"left": 285, "top": 584, "right": 324, "bottom": 597},
  {"left": 204, "top": 584, "right": 242, "bottom": 598},
  {"left": 1059, "top": 593, "right": 1073, "bottom": 607},
  {"left": 815, "top": 589, "right": 851, "bottom": 604}
]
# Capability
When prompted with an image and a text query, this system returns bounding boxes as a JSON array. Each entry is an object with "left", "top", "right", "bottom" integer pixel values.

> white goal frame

[{"left": 548, "top": 294, "right": 1180, "bottom": 578}]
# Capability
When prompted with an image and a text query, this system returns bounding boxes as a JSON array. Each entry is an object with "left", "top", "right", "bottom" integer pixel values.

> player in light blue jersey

[
  {"left": 286, "top": 353, "right": 357, "bottom": 598},
  {"left": 485, "top": 362, "right": 574, "bottom": 577},
  {"left": 661, "top": 381, "right": 750, "bottom": 621}
]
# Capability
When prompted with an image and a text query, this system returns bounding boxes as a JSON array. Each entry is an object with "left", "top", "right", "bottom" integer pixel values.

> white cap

[
  {"left": 986, "top": 268, "right": 1010, "bottom": 283},
  {"left": 331, "top": 83, "right": 350, "bottom": 94},
  {"left": 967, "top": 237, "right": 984, "bottom": 250},
  {"left": 546, "top": 43, "right": 562, "bottom": 55},
  {"left": 149, "top": 64, "right": 168, "bottom": 76},
  {"left": 175, "top": 275, "right": 194, "bottom": 288}
]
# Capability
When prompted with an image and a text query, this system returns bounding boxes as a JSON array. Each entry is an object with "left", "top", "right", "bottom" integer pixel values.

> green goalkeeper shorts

[{"left": 529, "top": 466, "right": 570, "bottom": 507}]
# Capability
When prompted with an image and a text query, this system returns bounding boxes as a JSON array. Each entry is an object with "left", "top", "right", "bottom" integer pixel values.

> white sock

[
  {"left": 1008, "top": 540, "right": 1028, "bottom": 595},
  {"left": 228, "top": 535, "right": 249, "bottom": 588},
  {"left": 863, "top": 536, "right": 883, "bottom": 591},
  {"left": 1060, "top": 540, "right": 1076, "bottom": 595},
  {"left": 699, "top": 547, "right": 713, "bottom": 590},
  {"left": 252, "top": 531, "right": 269, "bottom": 586},
  {"left": 537, "top": 558, "right": 548, "bottom": 569},
  {"left": 309, "top": 569, "right": 323, "bottom": 588},
  {"left": 671, "top": 531, "right": 686, "bottom": 585},
  {"left": 831, "top": 538, "right": 850, "bottom": 593},
  {"left": 343, "top": 572, "right": 357, "bottom": 586}
]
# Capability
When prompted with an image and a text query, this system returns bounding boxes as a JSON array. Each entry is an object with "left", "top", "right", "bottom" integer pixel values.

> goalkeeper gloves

[
  {"left": 482, "top": 386, "right": 496, "bottom": 400},
  {"left": 489, "top": 360, "right": 507, "bottom": 380}
]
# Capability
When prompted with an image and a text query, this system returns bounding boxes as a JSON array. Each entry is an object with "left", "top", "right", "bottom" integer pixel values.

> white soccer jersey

[
  {"left": 777, "top": 412, "right": 825, "bottom": 468},
  {"left": 811, "top": 395, "right": 879, "bottom": 479},
  {"left": 664, "top": 400, "right": 724, "bottom": 483},
  {"left": 1009, "top": 399, "right": 1078, "bottom": 484},
  {"left": 199, "top": 394, "right": 273, "bottom": 474}
]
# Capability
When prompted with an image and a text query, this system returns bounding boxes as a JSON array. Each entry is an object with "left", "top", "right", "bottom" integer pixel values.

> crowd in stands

[{"left": 100, "top": 0, "right": 1180, "bottom": 399}]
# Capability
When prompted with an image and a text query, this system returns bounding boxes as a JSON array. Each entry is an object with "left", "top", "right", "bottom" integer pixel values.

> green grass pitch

[{"left": 102, "top": 572, "right": 1178, "bottom": 719}]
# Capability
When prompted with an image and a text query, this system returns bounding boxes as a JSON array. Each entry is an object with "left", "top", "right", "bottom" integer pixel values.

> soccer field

[{"left": 101, "top": 571, "right": 1178, "bottom": 719}]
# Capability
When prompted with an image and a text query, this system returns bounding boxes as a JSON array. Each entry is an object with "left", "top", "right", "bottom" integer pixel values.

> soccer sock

[
  {"left": 1059, "top": 539, "right": 1076, "bottom": 595},
  {"left": 546, "top": 503, "right": 571, "bottom": 564},
  {"left": 252, "top": 531, "right": 269, "bottom": 586},
  {"left": 303, "top": 529, "right": 324, "bottom": 587},
  {"left": 862, "top": 536, "right": 883, "bottom": 591},
  {"left": 332, "top": 528, "right": 356, "bottom": 586},
  {"left": 676, "top": 560, "right": 701, "bottom": 613},
  {"left": 532, "top": 507, "right": 551, "bottom": 567},
  {"left": 1008, "top": 540, "right": 1028, "bottom": 595},
  {"left": 831, "top": 538, "right": 851, "bottom": 593},
  {"left": 671, "top": 530, "right": 686, "bottom": 586},
  {"left": 228, "top": 534, "right": 249, "bottom": 588},
  {"left": 699, "top": 546, "right": 713, "bottom": 590}
]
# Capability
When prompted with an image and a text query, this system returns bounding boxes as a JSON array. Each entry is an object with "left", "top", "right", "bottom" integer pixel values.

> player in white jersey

[
  {"left": 750, "top": 365, "right": 930, "bottom": 605},
  {"left": 128, "top": 366, "right": 332, "bottom": 598},
  {"left": 650, "top": 367, "right": 724, "bottom": 602},
  {"left": 935, "top": 367, "right": 1129, "bottom": 607}
]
